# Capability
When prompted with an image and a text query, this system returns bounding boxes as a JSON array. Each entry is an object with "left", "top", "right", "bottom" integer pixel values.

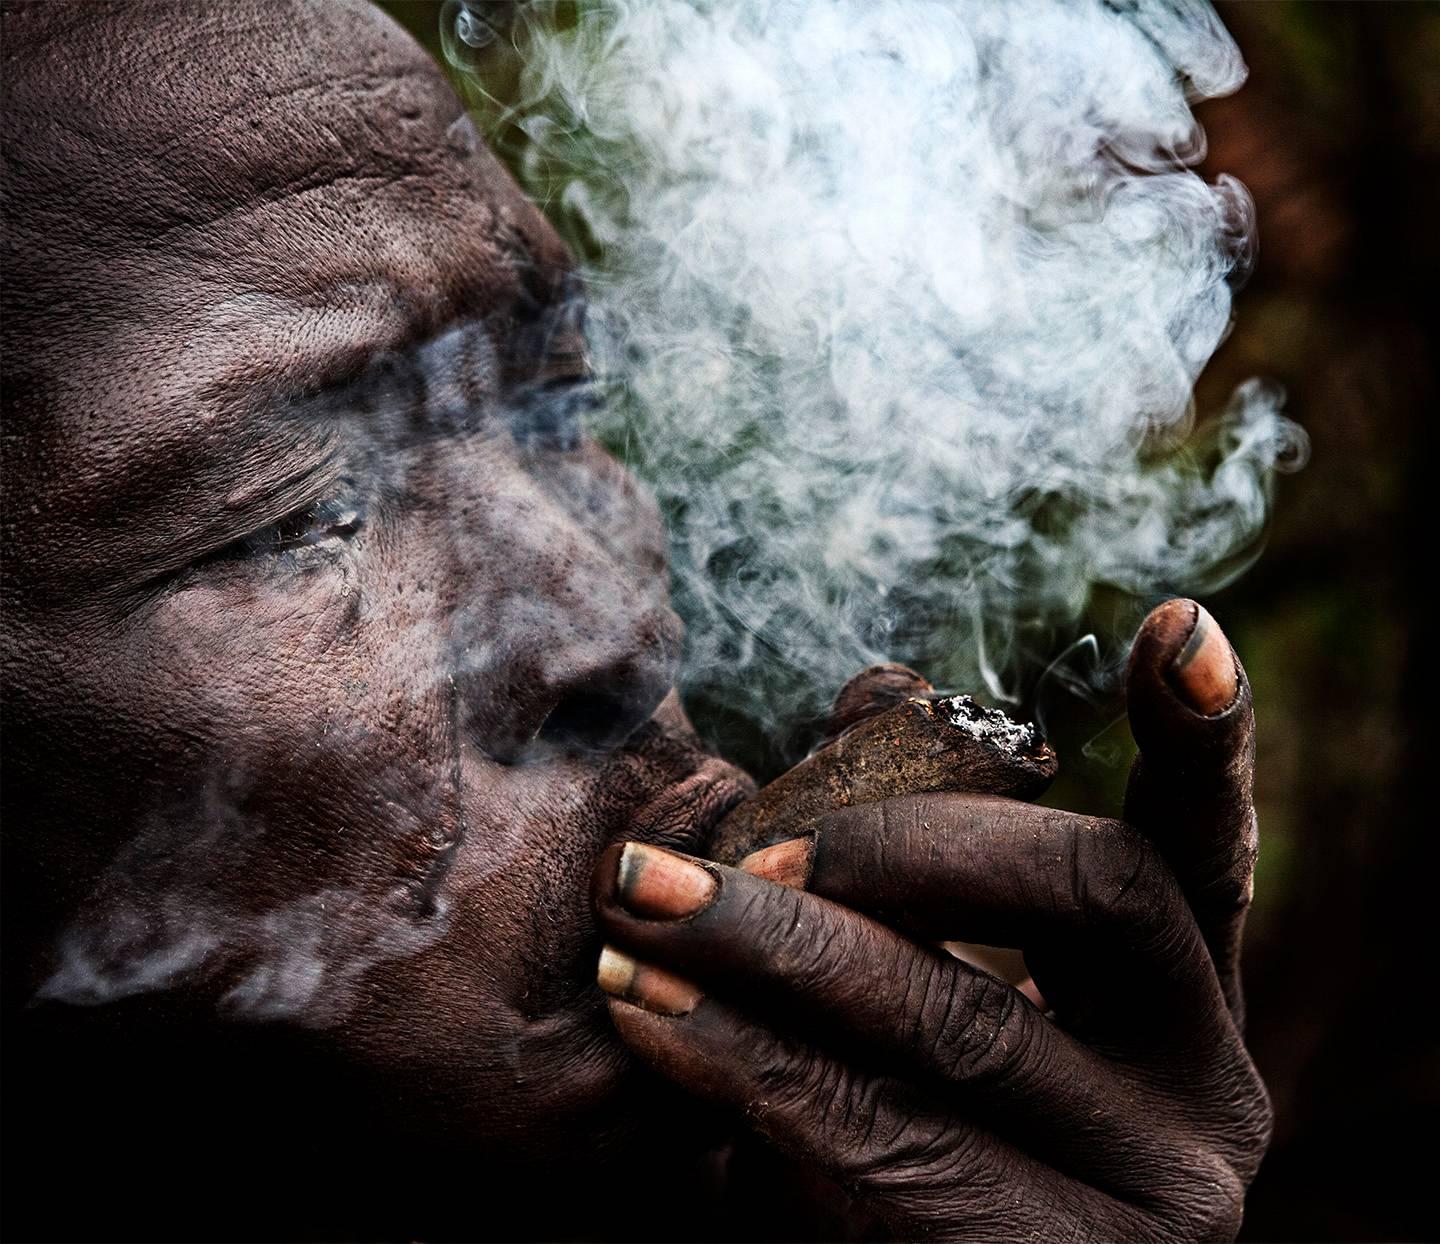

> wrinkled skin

[
  {"left": 2, "top": 2, "right": 751, "bottom": 1235},
  {"left": 0, "top": 2, "right": 1270, "bottom": 1240},
  {"left": 595, "top": 608, "right": 1271, "bottom": 1241}
]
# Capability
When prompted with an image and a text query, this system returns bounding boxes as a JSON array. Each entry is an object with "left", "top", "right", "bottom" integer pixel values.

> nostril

[
  {"left": 474, "top": 606, "right": 681, "bottom": 762},
  {"left": 537, "top": 688, "right": 637, "bottom": 753}
]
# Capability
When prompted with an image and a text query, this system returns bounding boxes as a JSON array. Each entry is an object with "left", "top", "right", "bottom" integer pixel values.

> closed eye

[
  {"left": 248, "top": 494, "right": 364, "bottom": 553},
  {"left": 205, "top": 480, "right": 366, "bottom": 565}
]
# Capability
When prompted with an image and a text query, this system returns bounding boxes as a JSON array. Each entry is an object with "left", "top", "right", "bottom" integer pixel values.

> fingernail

[
  {"left": 597, "top": 945, "right": 702, "bottom": 1016},
  {"left": 1016, "top": 976, "right": 1049, "bottom": 1012},
  {"left": 616, "top": 842, "right": 717, "bottom": 919},
  {"left": 738, "top": 838, "right": 814, "bottom": 888},
  {"left": 1168, "top": 604, "right": 1238, "bottom": 715}
]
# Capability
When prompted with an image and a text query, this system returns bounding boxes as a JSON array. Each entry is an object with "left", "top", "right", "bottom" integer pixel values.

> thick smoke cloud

[{"left": 448, "top": 0, "right": 1308, "bottom": 741}]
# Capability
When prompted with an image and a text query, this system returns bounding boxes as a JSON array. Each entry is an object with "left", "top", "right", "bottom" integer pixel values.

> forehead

[
  {"left": 5, "top": 0, "right": 567, "bottom": 306},
  {"left": 2, "top": 1, "right": 571, "bottom": 539}
]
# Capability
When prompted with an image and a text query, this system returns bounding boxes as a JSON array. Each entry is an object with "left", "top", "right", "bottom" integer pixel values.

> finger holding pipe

[
  {"left": 825, "top": 662, "right": 934, "bottom": 738},
  {"left": 731, "top": 794, "right": 1236, "bottom": 1047},
  {"left": 1123, "top": 598, "right": 1256, "bottom": 1022},
  {"left": 740, "top": 833, "right": 1046, "bottom": 1006},
  {"left": 600, "top": 984, "right": 1120, "bottom": 1238},
  {"left": 592, "top": 841, "right": 1202, "bottom": 1196},
  {"left": 606, "top": 803, "right": 1228, "bottom": 1054}
]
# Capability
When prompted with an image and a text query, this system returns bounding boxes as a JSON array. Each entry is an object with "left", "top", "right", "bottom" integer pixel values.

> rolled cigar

[{"left": 707, "top": 691, "right": 1058, "bottom": 865}]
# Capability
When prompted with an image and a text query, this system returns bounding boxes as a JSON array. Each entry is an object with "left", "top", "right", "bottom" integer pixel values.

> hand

[{"left": 592, "top": 600, "right": 1271, "bottom": 1241}]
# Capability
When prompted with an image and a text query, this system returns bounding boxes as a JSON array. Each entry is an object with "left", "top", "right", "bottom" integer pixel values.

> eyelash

[
  {"left": 248, "top": 494, "right": 364, "bottom": 554},
  {"left": 215, "top": 479, "right": 365, "bottom": 565}
]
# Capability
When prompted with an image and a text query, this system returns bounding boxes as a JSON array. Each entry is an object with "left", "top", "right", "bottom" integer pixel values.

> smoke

[
  {"left": 446, "top": 0, "right": 1307, "bottom": 739},
  {"left": 38, "top": 766, "right": 452, "bottom": 1023},
  {"left": 31, "top": 0, "right": 1311, "bottom": 1018}
]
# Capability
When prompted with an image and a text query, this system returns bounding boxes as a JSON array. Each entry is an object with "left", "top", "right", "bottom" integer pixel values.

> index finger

[{"left": 794, "top": 793, "right": 1229, "bottom": 1045}]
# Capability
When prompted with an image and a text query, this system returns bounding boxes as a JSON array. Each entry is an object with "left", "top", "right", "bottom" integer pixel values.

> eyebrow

[
  {"left": 137, "top": 308, "right": 515, "bottom": 579},
  {"left": 214, "top": 439, "right": 348, "bottom": 534},
  {"left": 103, "top": 292, "right": 418, "bottom": 588},
  {"left": 66, "top": 253, "right": 583, "bottom": 602}
]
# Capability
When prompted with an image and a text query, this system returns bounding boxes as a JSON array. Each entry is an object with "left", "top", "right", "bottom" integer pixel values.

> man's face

[{"left": 1, "top": 0, "right": 749, "bottom": 1172}]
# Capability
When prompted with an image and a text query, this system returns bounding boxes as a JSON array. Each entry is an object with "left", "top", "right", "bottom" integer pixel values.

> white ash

[{"left": 938, "top": 695, "right": 1041, "bottom": 755}]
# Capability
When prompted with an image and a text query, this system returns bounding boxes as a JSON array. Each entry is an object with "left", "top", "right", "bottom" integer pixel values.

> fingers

[
  {"left": 601, "top": 822, "right": 1220, "bottom": 1062},
  {"left": 598, "top": 840, "right": 1060, "bottom": 1082},
  {"left": 790, "top": 794, "right": 1227, "bottom": 1043},
  {"left": 595, "top": 841, "right": 1196, "bottom": 1187},
  {"left": 601, "top": 984, "right": 1125, "bottom": 1238},
  {"left": 1124, "top": 599, "right": 1257, "bottom": 1019}
]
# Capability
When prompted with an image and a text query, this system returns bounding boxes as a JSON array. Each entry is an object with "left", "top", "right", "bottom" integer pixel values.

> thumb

[
  {"left": 825, "top": 663, "right": 934, "bottom": 739},
  {"left": 1124, "top": 598, "right": 1257, "bottom": 1023}
]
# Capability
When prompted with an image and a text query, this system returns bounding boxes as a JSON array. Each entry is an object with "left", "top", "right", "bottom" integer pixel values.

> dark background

[
  {"left": 1189, "top": 5, "right": 1435, "bottom": 1237},
  {"left": 383, "top": 3, "right": 1437, "bottom": 1238}
]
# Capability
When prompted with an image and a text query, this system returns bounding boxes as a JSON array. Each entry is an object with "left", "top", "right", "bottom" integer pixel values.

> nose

[
  {"left": 534, "top": 646, "right": 677, "bottom": 753},
  {"left": 454, "top": 570, "right": 683, "bottom": 765}
]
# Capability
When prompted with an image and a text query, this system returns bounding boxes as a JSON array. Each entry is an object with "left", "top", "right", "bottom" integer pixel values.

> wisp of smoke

[{"left": 446, "top": 0, "right": 1308, "bottom": 745}]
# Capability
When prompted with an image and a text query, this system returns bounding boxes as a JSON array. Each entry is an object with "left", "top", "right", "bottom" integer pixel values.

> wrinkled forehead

[
  {"left": 1, "top": 0, "right": 571, "bottom": 517},
  {"left": 9, "top": 0, "right": 450, "bottom": 225},
  {"left": 3, "top": 0, "right": 564, "bottom": 281}
]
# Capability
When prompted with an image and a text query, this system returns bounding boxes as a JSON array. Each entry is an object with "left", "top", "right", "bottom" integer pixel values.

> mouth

[
  {"left": 621, "top": 753, "right": 754, "bottom": 858},
  {"left": 498, "top": 730, "right": 754, "bottom": 1015},
  {"left": 426, "top": 722, "right": 755, "bottom": 1153},
  {"left": 486, "top": 748, "right": 752, "bottom": 1104}
]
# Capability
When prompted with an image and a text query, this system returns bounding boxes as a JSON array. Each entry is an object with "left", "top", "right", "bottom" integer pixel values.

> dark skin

[
  {"left": 0, "top": 2, "right": 1269, "bottom": 1239},
  {"left": 594, "top": 602, "right": 1267, "bottom": 1240}
]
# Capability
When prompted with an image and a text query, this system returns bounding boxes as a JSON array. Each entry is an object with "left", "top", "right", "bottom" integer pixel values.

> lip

[
  {"left": 497, "top": 747, "right": 753, "bottom": 1034},
  {"left": 620, "top": 754, "right": 754, "bottom": 858}
]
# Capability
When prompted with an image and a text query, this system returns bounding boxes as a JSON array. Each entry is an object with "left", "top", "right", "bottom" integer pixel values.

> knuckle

[
  {"left": 746, "top": 885, "right": 852, "bottom": 994},
  {"left": 752, "top": 1038, "right": 826, "bottom": 1111},
  {"left": 1077, "top": 820, "right": 1183, "bottom": 949},
  {"left": 731, "top": 1016, "right": 796, "bottom": 1100},
  {"left": 905, "top": 951, "right": 955, "bottom": 1050},
  {"left": 747, "top": 1039, "right": 998, "bottom": 1215},
  {"left": 813, "top": 1065, "right": 889, "bottom": 1159},
  {"left": 1248, "top": 1072, "right": 1276, "bottom": 1164},
  {"left": 752, "top": 1043, "right": 879, "bottom": 1154},
  {"left": 839, "top": 1090, "right": 968, "bottom": 1189},
  {"left": 930, "top": 970, "right": 1030, "bottom": 1088},
  {"left": 1145, "top": 1061, "right": 1270, "bottom": 1241},
  {"left": 879, "top": 1115, "right": 995, "bottom": 1190},
  {"left": 1216, "top": 1056, "right": 1274, "bottom": 1182},
  {"left": 1161, "top": 1151, "right": 1248, "bottom": 1243}
]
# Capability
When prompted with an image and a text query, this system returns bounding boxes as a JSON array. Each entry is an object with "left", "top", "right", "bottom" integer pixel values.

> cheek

[
  {"left": 159, "top": 559, "right": 468, "bottom": 870},
  {"left": 45, "top": 561, "right": 469, "bottom": 1023},
  {"left": 526, "top": 440, "right": 673, "bottom": 600}
]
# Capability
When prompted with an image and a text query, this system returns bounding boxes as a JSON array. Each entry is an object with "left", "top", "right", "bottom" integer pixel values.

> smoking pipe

[{"left": 706, "top": 665, "right": 1057, "bottom": 866}]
